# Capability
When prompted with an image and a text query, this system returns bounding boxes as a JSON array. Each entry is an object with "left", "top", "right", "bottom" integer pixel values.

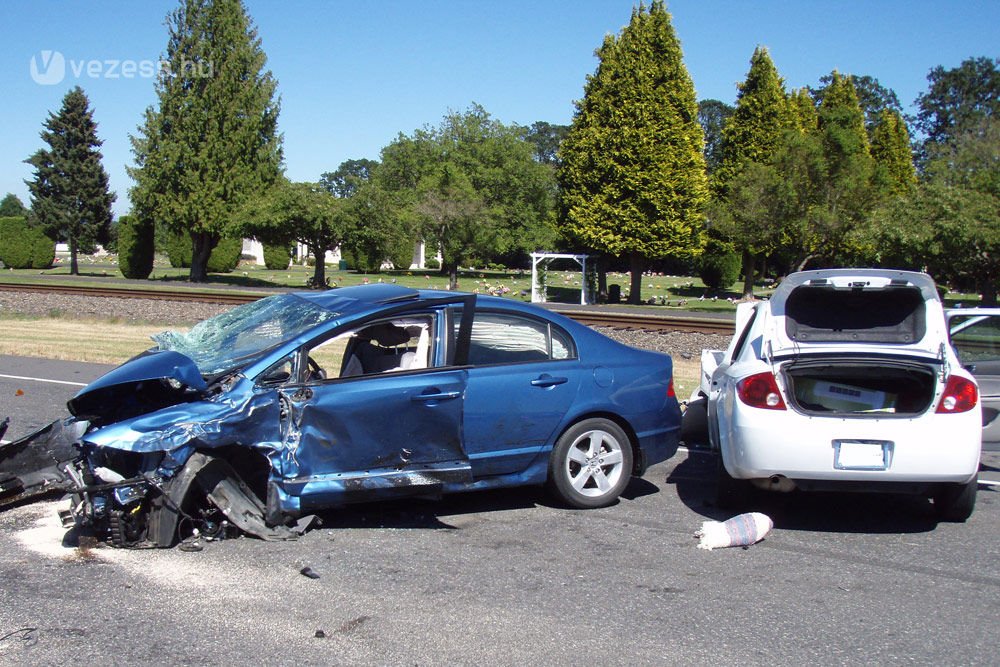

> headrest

[{"left": 363, "top": 323, "right": 410, "bottom": 347}]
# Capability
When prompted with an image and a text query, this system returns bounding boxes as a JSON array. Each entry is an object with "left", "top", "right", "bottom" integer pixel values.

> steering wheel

[{"left": 307, "top": 356, "right": 327, "bottom": 381}]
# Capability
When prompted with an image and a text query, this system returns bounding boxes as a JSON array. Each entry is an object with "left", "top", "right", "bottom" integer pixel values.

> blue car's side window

[
  {"left": 303, "top": 315, "right": 436, "bottom": 380},
  {"left": 456, "top": 311, "right": 577, "bottom": 366}
]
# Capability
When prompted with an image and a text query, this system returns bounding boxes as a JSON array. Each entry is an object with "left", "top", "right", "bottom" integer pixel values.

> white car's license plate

[{"left": 834, "top": 440, "right": 892, "bottom": 470}]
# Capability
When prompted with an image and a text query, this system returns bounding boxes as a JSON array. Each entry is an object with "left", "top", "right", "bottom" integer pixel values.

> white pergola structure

[{"left": 530, "top": 252, "right": 591, "bottom": 305}]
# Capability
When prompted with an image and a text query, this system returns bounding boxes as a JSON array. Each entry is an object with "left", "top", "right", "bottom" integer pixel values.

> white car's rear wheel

[
  {"left": 932, "top": 475, "right": 977, "bottom": 522},
  {"left": 549, "top": 419, "right": 633, "bottom": 509}
]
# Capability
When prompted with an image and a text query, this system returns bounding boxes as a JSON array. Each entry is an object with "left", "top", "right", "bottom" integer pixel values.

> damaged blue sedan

[{"left": 0, "top": 285, "right": 681, "bottom": 547}]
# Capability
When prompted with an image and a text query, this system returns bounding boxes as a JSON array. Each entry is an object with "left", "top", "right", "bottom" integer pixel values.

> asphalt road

[{"left": 0, "top": 356, "right": 998, "bottom": 665}]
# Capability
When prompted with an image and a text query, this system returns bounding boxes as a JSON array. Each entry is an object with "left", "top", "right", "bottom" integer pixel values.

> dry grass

[
  {"left": 0, "top": 317, "right": 185, "bottom": 365},
  {"left": 671, "top": 357, "right": 701, "bottom": 400}
]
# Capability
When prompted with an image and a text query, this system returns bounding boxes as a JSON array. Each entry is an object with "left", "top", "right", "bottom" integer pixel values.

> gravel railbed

[
  {"left": 0, "top": 291, "right": 732, "bottom": 356},
  {"left": 0, "top": 291, "right": 232, "bottom": 324}
]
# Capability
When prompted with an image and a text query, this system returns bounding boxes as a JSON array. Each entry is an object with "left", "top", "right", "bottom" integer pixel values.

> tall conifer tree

[
  {"left": 558, "top": 1, "right": 707, "bottom": 304},
  {"left": 130, "top": 0, "right": 282, "bottom": 282},
  {"left": 871, "top": 108, "right": 917, "bottom": 197},
  {"left": 25, "top": 86, "right": 115, "bottom": 275},
  {"left": 788, "top": 87, "right": 819, "bottom": 134},
  {"left": 811, "top": 71, "right": 875, "bottom": 261},
  {"left": 711, "top": 47, "right": 791, "bottom": 296}
]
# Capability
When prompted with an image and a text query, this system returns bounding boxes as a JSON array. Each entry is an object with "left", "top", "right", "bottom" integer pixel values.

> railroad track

[
  {"left": 0, "top": 282, "right": 734, "bottom": 335},
  {"left": 0, "top": 282, "right": 265, "bottom": 306}
]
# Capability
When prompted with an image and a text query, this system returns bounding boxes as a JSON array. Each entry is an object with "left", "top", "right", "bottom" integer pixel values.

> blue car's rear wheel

[{"left": 549, "top": 418, "right": 633, "bottom": 509}]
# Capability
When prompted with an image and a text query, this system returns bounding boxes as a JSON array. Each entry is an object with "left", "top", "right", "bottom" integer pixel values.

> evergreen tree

[
  {"left": 24, "top": 86, "right": 115, "bottom": 275},
  {"left": 871, "top": 108, "right": 917, "bottom": 198},
  {"left": 788, "top": 87, "right": 819, "bottom": 133},
  {"left": 116, "top": 214, "right": 155, "bottom": 280},
  {"left": 558, "top": 1, "right": 708, "bottom": 304},
  {"left": 130, "top": 0, "right": 282, "bottom": 282},
  {"left": 0, "top": 194, "right": 28, "bottom": 218},
  {"left": 697, "top": 99, "right": 735, "bottom": 175},
  {"left": 711, "top": 46, "right": 791, "bottom": 296},
  {"left": 810, "top": 71, "right": 875, "bottom": 263},
  {"left": 713, "top": 47, "right": 791, "bottom": 191},
  {"left": 811, "top": 73, "right": 903, "bottom": 136}
]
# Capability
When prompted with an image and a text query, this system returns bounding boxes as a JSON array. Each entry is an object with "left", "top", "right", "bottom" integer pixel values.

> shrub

[
  {"left": 207, "top": 236, "right": 242, "bottom": 273},
  {"left": 698, "top": 239, "right": 740, "bottom": 290},
  {"left": 0, "top": 216, "right": 54, "bottom": 269},
  {"left": 389, "top": 239, "right": 413, "bottom": 271},
  {"left": 424, "top": 258, "right": 441, "bottom": 270},
  {"left": 166, "top": 232, "right": 191, "bottom": 268},
  {"left": 117, "top": 215, "right": 154, "bottom": 279},
  {"left": 262, "top": 242, "right": 292, "bottom": 270},
  {"left": 166, "top": 233, "right": 242, "bottom": 273}
]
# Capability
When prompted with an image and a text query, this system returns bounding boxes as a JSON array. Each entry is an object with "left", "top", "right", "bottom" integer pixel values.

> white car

[{"left": 690, "top": 269, "right": 981, "bottom": 521}]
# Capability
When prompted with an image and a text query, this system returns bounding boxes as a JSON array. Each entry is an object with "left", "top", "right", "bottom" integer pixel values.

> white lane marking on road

[{"left": 0, "top": 373, "right": 87, "bottom": 387}]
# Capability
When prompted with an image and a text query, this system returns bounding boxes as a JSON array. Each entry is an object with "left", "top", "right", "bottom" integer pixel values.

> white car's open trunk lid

[{"left": 764, "top": 269, "right": 945, "bottom": 361}]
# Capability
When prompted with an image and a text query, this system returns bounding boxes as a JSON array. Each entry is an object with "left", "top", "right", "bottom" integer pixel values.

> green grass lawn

[
  {"left": 2, "top": 254, "right": 756, "bottom": 313},
  {"left": 2, "top": 253, "right": 984, "bottom": 311}
]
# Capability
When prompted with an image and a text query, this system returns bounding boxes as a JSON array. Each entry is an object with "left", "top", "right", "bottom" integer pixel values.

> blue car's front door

[{"left": 276, "top": 368, "right": 471, "bottom": 509}]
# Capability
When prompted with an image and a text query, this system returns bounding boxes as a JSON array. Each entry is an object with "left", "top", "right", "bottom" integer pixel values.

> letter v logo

[{"left": 30, "top": 50, "right": 66, "bottom": 85}]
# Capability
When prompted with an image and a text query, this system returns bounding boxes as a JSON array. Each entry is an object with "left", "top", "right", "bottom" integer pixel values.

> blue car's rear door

[{"left": 453, "top": 308, "right": 583, "bottom": 477}]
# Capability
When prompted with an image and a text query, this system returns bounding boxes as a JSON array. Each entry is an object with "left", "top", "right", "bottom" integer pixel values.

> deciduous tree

[
  {"left": 241, "top": 180, "right": 345, "bottom": 288},
  {"left": 320, "top": 159, "right": 379, "bottom": 199},
  {"left": 915, "top": 56, "right": 1000, "bottom": 151},
  {"left": 377, "top": 104, "right": 556, "bottom": 275}
]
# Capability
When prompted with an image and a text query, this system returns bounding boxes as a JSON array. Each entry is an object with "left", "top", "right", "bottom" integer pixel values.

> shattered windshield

[{"left": 152, "top": 294, "right": 339, "bottom": 375}]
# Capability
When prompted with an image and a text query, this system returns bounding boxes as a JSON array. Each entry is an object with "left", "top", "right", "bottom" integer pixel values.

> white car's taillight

[
  {"left": 737, "top": 372, "right": 787, "bottom": 410},
  {"left": 935, "top": 375, "right": 978, "bottom": 414}
]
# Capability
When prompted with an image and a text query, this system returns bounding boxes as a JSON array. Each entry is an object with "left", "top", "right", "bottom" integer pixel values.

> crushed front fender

[{"left": 0, "top": 419, "right": 87, "bottom": 509}]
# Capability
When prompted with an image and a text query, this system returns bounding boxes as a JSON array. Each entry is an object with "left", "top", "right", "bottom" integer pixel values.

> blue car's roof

[
  {"left": 293, "top": 286, "right": 595, "bottom": 342},
  {"left": 293, "top": 285, "right": 549, "bottom": 318},
  {"left": 295, "top": 284, "right": 418, "bottom": 311}
]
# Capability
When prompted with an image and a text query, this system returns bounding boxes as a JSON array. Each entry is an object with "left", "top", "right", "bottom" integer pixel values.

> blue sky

[{"left": 2, "top": 1, "right": 998, "bottom": 215}]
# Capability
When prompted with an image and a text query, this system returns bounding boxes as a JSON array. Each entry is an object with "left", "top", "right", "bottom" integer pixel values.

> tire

[
  {"left": 932, "top": 475, "right": 977, "bottom": 522},
  {"left": 715, "top": 455, "right": 752, "bottom": 510},
  {"left": 549, "top": 418, "right": 633, "bottom": 509}
]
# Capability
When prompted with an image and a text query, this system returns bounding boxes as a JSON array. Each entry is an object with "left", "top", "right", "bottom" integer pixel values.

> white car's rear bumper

[{"left": 721, "top": 405, "right": 981, "bottom": 484}]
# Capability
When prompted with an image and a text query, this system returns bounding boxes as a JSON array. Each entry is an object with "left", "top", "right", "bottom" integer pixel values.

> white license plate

[{"left": 834, "top": 440, "right": 891, "bottom": 470}]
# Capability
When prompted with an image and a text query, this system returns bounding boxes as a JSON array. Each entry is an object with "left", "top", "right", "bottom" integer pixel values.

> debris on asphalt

[
  {"left": 299, "top": 565, "right": 321, "bottom": 579},
  {"left": 695, "top": 512, "right": 773, "bottom": 550}
]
